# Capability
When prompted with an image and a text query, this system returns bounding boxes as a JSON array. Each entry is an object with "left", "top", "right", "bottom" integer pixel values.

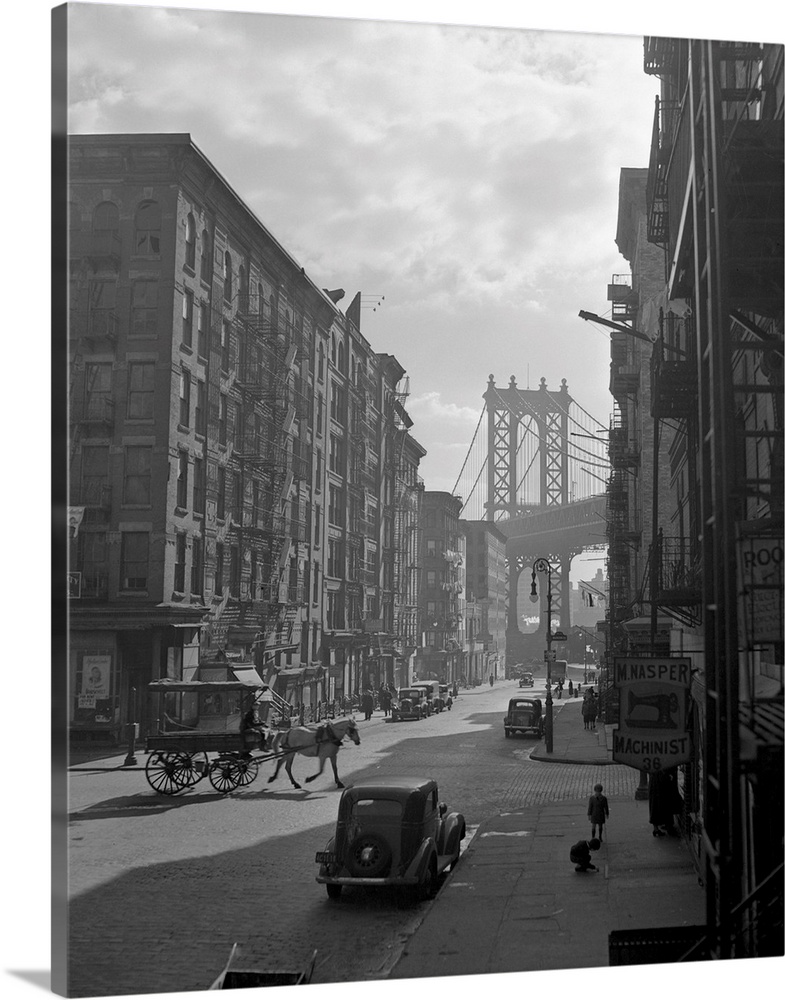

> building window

[
  {"left": 330, "top": 384, "right": 346, "bottom": 423},
  {"left": 200, "top": 228, "right": 212, "bottom": 282},
  {"left": 127, "top": 362, "right": 155, "bottom": 419},
  {"left": 217, "top": 466, "right": 226, "bottom": 520},
  {"left": 182, "top": 288, "right": 194, "bottom": 347},
  {"left": 427, "top": 570, "right": 437, "bottom": 588},
  {"left": 134, "top": 201, "right": 161, "bottom": 255},
  {"left": 191, "top": 535, "right": 203, "bottom": 594},
  {"left": 120, "top": 531, "right": 149, "bottom": 590},
  {"left": 329, "top": 435, "right": 344, "bottom": 475},
  {"left": 193, "top": 458, "right": 205, "bottom": 514},
  {"left": 314, "top": 504, "right": 321, "bottom": 547},
  {"left": 229, "top": 545, "right": 240, "bottom": 597},
  {"left": 93, "top": 201, "right": 119, "bottom": 234},
  {"left": 83, "top": 364, "right": 112, "bottom": 423},
  {"left": 79, "top": 531, "right": 108, "bottom": 597},
  {"left": 124, "top": 445, "right": 152, "bottom": 505},
  {"left": 80, "top": 445, "right": 109, "bottom": 506},
  {"left": 185, "top": 213, "right": 196, "bottom": 270},
  {"left": 88, "top": 279, "right": 117, "bottom": 339},
  {"left": 197, "top": 301, "right": 208, "bottom": 358},
  {"left": 317, "top": 342, "right": 325, "bottom": 382},
  {"left": 312, "top": 562, "right": 320, "bottom": 604},
  {"left": 218, "top": 394, "right": 228, "bottom": 446},
  {"left": 195, "top": 380, "right": 206, "bottom": 435},
  {"left": 316, "top": 394, "right": 324, "bottom": 435},
  {"left": 328, "top": 486, "right": 344, "bottom": 527},
  {"left": 215, "top": 543, "right": 224, "bottom": 597},
  {"left": 176, "top": 450, "right": 189, "bottom": 508},
  {"left": 232, "top": 471, "right": 242, "bottom": 520},
  {"left": 131, "top": 279, "right": 158, "bottom": 337},
  {"left": 174, "top": 533, "right": 187, "bottom": 592},
  {"left": 223, "top": 251, "right": 233, "bottom": 303},
  {"left": 179, "top": 369, "right": 191, "bottom": 427},
  {"left": 426, "top": 539, "right": 437, "bottom": 557},
  {"left": 221, "top": 320, "right": 231, "bottom": 371},
  {"left": 328, "top": 538, "right": 344, "bottom": 578}
]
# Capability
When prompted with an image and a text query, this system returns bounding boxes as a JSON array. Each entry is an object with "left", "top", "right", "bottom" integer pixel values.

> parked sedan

[
  {"left": 315, "top": 777, "right": 466, "bottom": 901},
  {"left": 391, "top": 688, "right": 427, "bottom": 721}
]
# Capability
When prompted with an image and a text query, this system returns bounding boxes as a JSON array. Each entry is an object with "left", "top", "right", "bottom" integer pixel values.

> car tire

[
  {"left": 346, "top": 834, "right": 392, "bottom": 878},
  {"left": 504, "top": 729, "right": 510, "bottom": 738},
  {"left": 326, "top": 883, "right": 342, "bottom": 900},
  {"left": 416, "top": 860, "right": 437, "bottom": 901}
]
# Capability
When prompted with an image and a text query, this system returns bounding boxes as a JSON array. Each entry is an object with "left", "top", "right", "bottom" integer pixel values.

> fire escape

[
  {"left": 221, "top": 293, "right": 310, "bottom": 661},
  {"left": 346, "top": 364, "right": 372, "bottom": 631},
  {"left": 645, "top": 37, "right": 784, "bottom": 959},
  {"left": 606, "top": 275, "right": 641, "bottom": 657},
  {"left": 68, "top": 225, "right": 122, "bottom": 598}
]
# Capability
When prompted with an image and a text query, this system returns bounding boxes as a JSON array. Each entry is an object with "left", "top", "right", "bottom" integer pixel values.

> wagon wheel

[
  {"left": 178, "top": 751, "right": 209, "bottom": 786},
  {"left": 233, "top": 756, "right": 260, "bottom": 786},
  {"left": 346, "top": 834, "right": 392, "bottom": 878},
  {"left": 209, "top": 757, "right": 243, "bottom": 794},
  {"left": 145, "top": 751, "right": 192, "bottom": 795}
]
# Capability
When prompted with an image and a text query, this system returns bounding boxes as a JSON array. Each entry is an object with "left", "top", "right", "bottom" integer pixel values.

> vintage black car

[
  {"left": 315, "top": 777, "right": 466, "bottom": 901},
  {"left": 437, "top": 684, "right": 453, "bottom": 711},
  {"left": 391, "top": 688, "right": 426, "bottom": 721},
  {"left": 409, "top": 682, "right": 438, "bottom": 714},
  {"left": 518, "top": 672, "right": 534, "bottom": 687},
  {"left": 503, "top": 697, "right": 544, "bottom": 738}
]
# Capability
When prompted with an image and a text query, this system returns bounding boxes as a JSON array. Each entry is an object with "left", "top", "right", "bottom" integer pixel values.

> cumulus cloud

[{"left": 66, "top": 4, "right": 658, "bottom": 492}]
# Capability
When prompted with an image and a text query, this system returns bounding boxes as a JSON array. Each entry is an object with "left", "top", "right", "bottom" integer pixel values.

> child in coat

[{"left": 587, "top": 783, "right": 609, "bottom": 842}]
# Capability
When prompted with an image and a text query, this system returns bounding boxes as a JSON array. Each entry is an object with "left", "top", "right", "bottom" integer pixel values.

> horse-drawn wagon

[{"left": 144, "top": 678, "right": 360, "bottom": 795}]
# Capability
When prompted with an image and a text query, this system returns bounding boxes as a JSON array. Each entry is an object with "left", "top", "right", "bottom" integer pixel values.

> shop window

[{"left": 73, "top": 651, "right": 115, "bottom": 726}]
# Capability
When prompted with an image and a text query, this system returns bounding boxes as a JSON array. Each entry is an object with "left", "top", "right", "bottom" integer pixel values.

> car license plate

[{"left": 315, "top": 851, "right": 336, "bottom": 864}]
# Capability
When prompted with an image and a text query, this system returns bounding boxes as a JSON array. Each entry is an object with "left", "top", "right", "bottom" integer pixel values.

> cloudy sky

[{"left": 65, "top": 0, "right": 664, "bottom": 499}]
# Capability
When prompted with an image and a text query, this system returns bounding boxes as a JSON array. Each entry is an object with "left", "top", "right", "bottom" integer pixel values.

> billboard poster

[{"left": 612, "top": 657, "right": 691, "bottom": 771}]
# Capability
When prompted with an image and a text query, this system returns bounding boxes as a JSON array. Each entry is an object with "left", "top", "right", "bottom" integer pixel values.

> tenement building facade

[{"left": 67, "top": 133, "right": 422, "bottom": 743}]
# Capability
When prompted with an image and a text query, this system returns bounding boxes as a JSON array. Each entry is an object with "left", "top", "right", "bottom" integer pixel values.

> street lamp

[{"left": 530, "top": 557, "right": 554, "bottom": 754}]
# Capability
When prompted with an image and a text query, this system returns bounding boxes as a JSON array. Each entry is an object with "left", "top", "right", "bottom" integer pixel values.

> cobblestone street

[{"left": 66, "top": 683, "right": 640, "bottom": 996}]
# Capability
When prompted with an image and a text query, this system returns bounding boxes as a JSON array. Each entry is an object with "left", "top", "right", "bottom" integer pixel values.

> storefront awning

[{"left": 231, "top": 664, "right": 265, "bottom": 686}]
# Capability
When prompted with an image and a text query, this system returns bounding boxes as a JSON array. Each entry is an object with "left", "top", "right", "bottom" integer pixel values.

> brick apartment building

[{"left": 67, "top": 133, "right": 423, "bottom": 743}]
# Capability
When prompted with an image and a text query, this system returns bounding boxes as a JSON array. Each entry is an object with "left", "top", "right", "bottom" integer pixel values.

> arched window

[
  {"left": 330, "top": 334, "right": 337, "bottom": 365},
  {"left": 318, "top": 342, "right": 325, "bottom": 382},
  {"left": 93, "top": 201, "right": 119, "bottom": 234},
  {"left": 184, "top": 213, "right": 196, "bottom": 269},
  {"left": 134, "top": 201, "right": 161, "bottom": 255},
  {"left": 337, "top": 342, "right": 346, "bottom": 372},
  {"left": 200, "top": 228, "right": 212, "bottom": 282},
  {"left": 223, "top": 251, "right": 233, "bottom": 302},
  {"left": 257, "top": 282, "right": 264, "bottom": 319}
]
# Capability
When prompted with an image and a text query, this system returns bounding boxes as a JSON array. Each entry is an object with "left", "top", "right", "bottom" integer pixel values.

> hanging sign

[{"left": 612, "top": 656, "right": 691, "bottom": 771}]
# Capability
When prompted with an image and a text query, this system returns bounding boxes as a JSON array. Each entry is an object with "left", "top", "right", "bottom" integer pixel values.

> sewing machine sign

[{"left": 612, "top": 657, "right": 692, "bottom": 771}]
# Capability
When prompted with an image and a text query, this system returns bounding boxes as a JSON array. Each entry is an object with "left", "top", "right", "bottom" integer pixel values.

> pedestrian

[
  {"left": 588, "top": 692, "right": 598, "bottom": 730},
  {"left": 379, "top": 685, "right": 391, "bottom": 717},
  {"left": 489, "top": 674, "right": 494, "bottom": 687},
  {"left": 569, "top": 837, "right": 601, "bottom": 873},
  {"left": 568, "top": 679, "right": 574, "bottom": 697},
  {"left": 587, "top": 783, "right": 609, "bottom": 842},
  {"left": 648, "top": 768, "right": 682, "bottom": 837},
  {"left": 361, "top": 689, "right": 374, "bottom": 721},
  {"left": 581, "top": 694, "right": 591, "bottom": 730}
]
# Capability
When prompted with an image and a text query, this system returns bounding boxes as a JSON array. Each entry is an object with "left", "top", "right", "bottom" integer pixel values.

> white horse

[{"left": 267, "top": 717, "right": 360, "bottom": 790}]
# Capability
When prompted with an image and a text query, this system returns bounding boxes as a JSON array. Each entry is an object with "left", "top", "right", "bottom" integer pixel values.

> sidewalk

[
  {"left": 531, "top": 694, "right": 615, "bottom": 765},
  {"left": 391, "top": 696, "right": 706, "bottom": 978}
]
